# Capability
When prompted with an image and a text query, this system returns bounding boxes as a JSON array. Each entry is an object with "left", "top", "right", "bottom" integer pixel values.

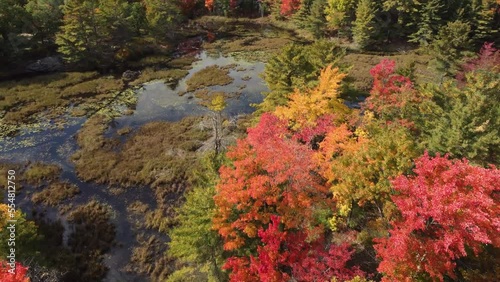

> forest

[{"left": 0, "top": 0, "right": 499, "bottom": 281}]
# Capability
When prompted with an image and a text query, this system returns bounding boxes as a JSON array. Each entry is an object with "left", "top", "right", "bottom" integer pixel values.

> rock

[
  {"left": 122, "top": 70, "right": 140, "bottom": 81},
  {"left": 26, "top": 56, "right": 63, "bottom": 73}
]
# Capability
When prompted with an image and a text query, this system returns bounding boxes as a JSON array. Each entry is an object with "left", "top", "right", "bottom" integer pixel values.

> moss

[
  {"left": 24, "top": 163, "right": 61, "bottom": 186},
  {"left": 32, "top": 181, "right": 80, "bottom": 206},
  {"left": 186, "top": 66, "right": 233, "bottom": 92}
]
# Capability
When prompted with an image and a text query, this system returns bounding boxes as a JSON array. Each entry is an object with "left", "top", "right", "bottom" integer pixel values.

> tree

[
  {"left": 207, "top": 94, "right": 227, "bottom": 155},
  {"left": 167, "top": 153, "right": 227, "bottom": 282},
  {"left": 214, "top": 113, "right": 335, "bottom": 251},
  {"left": 274, "top": 64, "right": 348, "bottom": 130},
  {"left": 25, "top": 0, "right": 64, "bottom": 44},
  {"left": 324, "top": 0, "right": 355, "bottom": 34},
  {"left": 0, "top": 0, "right": 29, "bottom": 61},
  {"left": 315, "top": 120, "right": 418, "bottom": 228},
  {"left": 471, "top": 0, "right": 500, "bottom": 44},
  {"left": 281, "top": 0, "right": 301, "bottom": 16},
  {"left": 257, "top": 40, "right": 345, "bottom": 114},
  {"left": 418, "top": 68, "right": 500, "bottom": 166},
  {"left": 0, "top": 204, "right": 41, "bottom": 263},
  {"left": 305, "top": 0, "right": 327, "bottom": 38},
  {"left": 56, "top": 0, "right": 104, "bottom": 64},
  {"left": 429, "top": 20, "right": 474, "bottom": 78},
  {"left": 143, "top": 0, "right": 181, "bottom": 38},
  {"left": 224, "top": 215, "right": 364, "bottom": 281},
  {"left": 407, "top": 0, "right": 444, "bottom": 45},
  {"left": 352, "top": 0, "right": 377, "bottom": 50},
  {"left": 374, "top": 153, "right": 500, "bottom": 281},
  {"left": 0, "top": 260, "right": 29, "bottom": 282}
]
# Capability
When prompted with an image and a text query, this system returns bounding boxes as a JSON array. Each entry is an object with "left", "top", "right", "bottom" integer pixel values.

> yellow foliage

[
  {"left": 275, "top": 65, "right": 348, "bottom": 130},
  {"left": 208, "top": 94, "right": 226, "bottom": 112}
]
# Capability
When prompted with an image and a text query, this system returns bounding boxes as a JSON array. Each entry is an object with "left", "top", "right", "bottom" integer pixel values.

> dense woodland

[{"left": 0, "top": 0, "right": 499, "bottom": 281}]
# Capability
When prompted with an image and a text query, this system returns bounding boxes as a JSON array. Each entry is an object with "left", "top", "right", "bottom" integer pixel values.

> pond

[{"left": 0, "top": 49, "right": 268, "bottom": 281}]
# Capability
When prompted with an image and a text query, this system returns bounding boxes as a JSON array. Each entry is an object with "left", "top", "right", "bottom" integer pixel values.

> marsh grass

[
  {"left": 66, "top": 200, "right": 116, "bottom": 281},
  {"left": 32, "top": 181, "right": 80, "bottom": 206},
  {"left": 24, "top": 163, "right": 62, "bottom": 186},
  {"left": 129, "top": 68, "right": 189, "bottom": 87},
  {"left": 0, "top": 71, "right": 125, "bottom": 123},
  {"left": 186, "top": 66, "right": 233, "bottom": 92},
  {"left": 73, "top": 116, "right": 210, "bottom": 188}
]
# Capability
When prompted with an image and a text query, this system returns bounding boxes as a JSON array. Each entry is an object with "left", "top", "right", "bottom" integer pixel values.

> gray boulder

[{"left": 26, "top": 56, "right": 63, "bottom": 73}]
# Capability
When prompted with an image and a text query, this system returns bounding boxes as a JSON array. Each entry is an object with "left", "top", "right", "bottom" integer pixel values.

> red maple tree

[
  {"left": 0, "top": 261, "right": 29, "bottom": 282},
  {"left": 374, "top": 153, "right": 500, "bottom": 281}
]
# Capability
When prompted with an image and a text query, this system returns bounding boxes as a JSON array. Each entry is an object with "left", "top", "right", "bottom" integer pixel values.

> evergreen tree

[
  {"left": 143, "top": 0, "right": 182, "bottom": 38},
  {"left": 257, "top": 40, "right": 346, "bottom": 114},
  {"left": 471, "top": 0, "right": 500, "bottom": 44},
  {"left": 352, "top": 0, "right": 377, "bottom": 50},
  {"left": 305, "top": 0, "right": 327, "bottom": 38},
  {"left": 0, "top": 0, "right": 29, "bottom": 61},
  {"left": 56, "top": 0, "right": 104, "bottom": 64},
  {"left": 25, "top": 0, "right": 64, "bottom": 45},
  {"left": 167, "top": 153, "right": 227, "bottom": 282},
  {"left": 408, "top": 0, "right": 444, "bottom": 45},
  {"left": 429, "top": 20, "right": 474, "bottom": 77},
  {"left": 419, "top": 69, "right": 500, "bottom": 165}
]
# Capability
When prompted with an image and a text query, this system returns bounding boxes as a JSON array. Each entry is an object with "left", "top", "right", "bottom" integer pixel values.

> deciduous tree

[{"left": 374, "top": 153, "right": 500, "bottom": 281}]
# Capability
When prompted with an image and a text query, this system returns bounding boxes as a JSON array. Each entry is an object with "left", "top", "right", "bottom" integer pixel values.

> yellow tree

[{"left": 274, "top": 65, "right": 349, "bottom": 130}]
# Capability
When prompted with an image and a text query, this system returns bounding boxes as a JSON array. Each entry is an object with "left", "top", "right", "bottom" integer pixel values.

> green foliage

[
  {"left": 407, "top": 0, "right": 445, "bottom": 45},
  {"left": 429, "top": 20, "right": 474, "bottom": 78},
  {"left": 56, "top": 0, "right": 144, "bottom": 66},
  {"left": 418, "top": 70, "right": 500, "bottom": 166},
  {"left": 25, "top": 0, "right": 64, "bottom": 44},
  {"left": 257, "top": 40, "right": 346, "bottom": 114},
  {"left": 0, "top": 205, "right": 42, "bottom": 262},
  {"left": 471, "top": 0, "right": 500, "bottom": 44},
  {"left": 143, "top": 0, "right": 181, "bottom": 38},
  {"left": 352, "top": 0, "right": 377, "bottom": 50},
  {"left": 167, "top": 153, "right": 227, "bottom": 282},
  {"left": 0, "top": 0, "right": 29, "bottom": 61},
  {"left": 324, "top": 0, "right": 355, "bottom": 33},
  {"left": 306, "top": 0, "right": 328, "bottom": 38}
]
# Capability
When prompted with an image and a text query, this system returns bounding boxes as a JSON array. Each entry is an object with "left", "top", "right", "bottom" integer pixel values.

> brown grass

[
  {"left": 24, "top": 163, "right": 61, "bottom": 186},
  {"left": 32, "top": 181, "right": 80, "bottom": 206},
  {"left": 186, "top": 66, "right": 233, "bottom": 92}
]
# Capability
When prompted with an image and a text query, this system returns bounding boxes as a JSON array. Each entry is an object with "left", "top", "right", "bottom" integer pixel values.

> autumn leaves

[{"left": 212, "top": 57, "right": 500, "bottom": 281}]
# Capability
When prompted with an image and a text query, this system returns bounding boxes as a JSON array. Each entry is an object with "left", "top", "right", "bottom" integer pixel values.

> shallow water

[{"left": 0, "top": 50, "right": 267, "bottom": 281}]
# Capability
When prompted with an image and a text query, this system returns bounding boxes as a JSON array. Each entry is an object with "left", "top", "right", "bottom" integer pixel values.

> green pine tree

[
  {"left": 408, "top": 0, "right": 444, "bottom": 45},
  {"left": 167, "top": 153, "right": 227, "bottom": 282},
  {"left": 305, "top": 0, "right": 328, "bottom": 39},
  {"left": 429, "top": 20, "right": 474, "bottom": 78},
  {"left": 55, "top": 0, "right": 104, "bottom": 64},
  {"left": 352, "top": 0, "right": 377, "bottom": 50},
  {"left": 419, "top": 70, "right": 500, "bottom": 166}
]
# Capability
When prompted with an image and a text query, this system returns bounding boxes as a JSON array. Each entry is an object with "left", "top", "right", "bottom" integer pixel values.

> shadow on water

[{"left": 0, "top": 49, "right": 268, "bottom": 281}]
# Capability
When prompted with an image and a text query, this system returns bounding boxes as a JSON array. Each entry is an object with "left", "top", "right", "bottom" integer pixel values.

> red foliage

[
  {"left": 374, "top": 153, "right": 500, "bottom": 281},
  {"left": 205, "top": 0, "right": 214, "bottom": 11},
  {"left": 214, "top": 113, "right": 334, "bottom": 250},
  {"left": 224, "top": 215, "right": 364, "bottom": 282},
  {"left": 457, "top": 42, "right": 500, "bottom": 83},
  {"left": 280, "top": 0, "right": 301, "bottom": 16},
  {"left": 0, "top": 261, "right": 29, "bottom": 282},
  {"left": 364, "top": 59, "right": 413, "bottom": 115}
]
